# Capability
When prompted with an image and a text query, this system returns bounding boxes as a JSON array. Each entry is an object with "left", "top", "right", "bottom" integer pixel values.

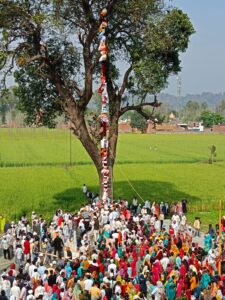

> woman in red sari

[{"left": 24, "top": 237, "right": 30, "bottom": 260}]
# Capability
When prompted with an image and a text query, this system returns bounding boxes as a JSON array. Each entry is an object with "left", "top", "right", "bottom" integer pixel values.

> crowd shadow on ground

[{"left": 53, "top": 180, "right": 202, "bottom": 212}]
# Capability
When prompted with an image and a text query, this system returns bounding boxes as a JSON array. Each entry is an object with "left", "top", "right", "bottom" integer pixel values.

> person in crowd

[
  {"left": 82, "top": 184, "right": 88, "bottom": 194},
  {"left": 194, "top": 217, "right": 201, "bottom": 237},
  {"left": 0, "top": 196, "right": 224, "bottom": 300},
  {"left": 1, "top": 236, "right": 10, "bottom": 260},
  {"left": 182, "top": 198, "right": 188, "bottom": 213}
]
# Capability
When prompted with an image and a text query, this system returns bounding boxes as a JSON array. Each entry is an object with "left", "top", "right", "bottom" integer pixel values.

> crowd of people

[{"left": 0, "top": 191, "right": 224, "bottom": 300}]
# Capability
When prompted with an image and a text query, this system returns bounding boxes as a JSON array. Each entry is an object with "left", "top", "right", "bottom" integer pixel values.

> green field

[{"left": 0, "top": 128, "right": 224, "bottom": 228}]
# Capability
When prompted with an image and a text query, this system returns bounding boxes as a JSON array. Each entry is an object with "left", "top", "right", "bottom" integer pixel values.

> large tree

[
  {"left": 0, "top": 0, "right": 194, "bottom": 198},
  {"left": 200, "top": 111, "right": 225, "bottom": 128}
]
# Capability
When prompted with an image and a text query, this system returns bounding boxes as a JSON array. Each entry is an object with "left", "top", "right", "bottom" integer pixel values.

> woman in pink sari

[
  {"left": 176, "top": 278, "right": 184, "bottom": 298},
  {"left": 44, "top": 282, "right": 52, "bottom": 299}
]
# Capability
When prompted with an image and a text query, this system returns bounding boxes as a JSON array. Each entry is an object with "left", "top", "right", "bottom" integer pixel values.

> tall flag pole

[{"left": 98, "top": 8, "right": 110, "bottom": 203}]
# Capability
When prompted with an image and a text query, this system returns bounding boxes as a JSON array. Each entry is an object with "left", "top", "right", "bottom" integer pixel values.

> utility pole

[
  {"left": 177, "top": 74, "right": 182, "bottom": 118},
  {"left": 69, "top": 121, "right": 72, "bottom": 166}
]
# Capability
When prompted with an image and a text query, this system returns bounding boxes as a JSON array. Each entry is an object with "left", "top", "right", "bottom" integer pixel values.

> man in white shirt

[
  {"left": 10, "top": 283, "right": 21, "bottom": 300},
  {"left": 150, "top": 215, "right": 156, "bottom": 226},
  {"left": 34, "top": 284, "right": 45, "bottom": 299},
  {"left": 84, "top": 275, "right": 93, "bottom": 292},
  {"left": 155, "top": 219, "right": 161, "bottom": 232},
  {"left": 1, "top": 275, "right": 11, "bottom": 299},
  {"left": 208, "top": 249, "right": 217, "bottom": 272},
  {"left": 180, "top": 214, "right": 187, "bottom": 231},
  {"left": 160, "top": 254, "right": 169, "bottom": 271},
  {"left": 15, "top": 245, "right": 23, "bottom": 266},
  {"left": 107, "top": 259, "right": 117, "bottom": 277},
  {"left": 172, "top": 220, "right": 179, "bottom": 236},
  {"left": 1, "top": 236, "right": 10, "bottom": 259},
  {"left": 132, "top": 197, "right": 138, "bottom": 212},
  {"left": 27, "top": 290, "right": 35, "bottom": 300},
  {"left": 82, "top": 184, "right": 87, "bottom": 194},
  {"left": 28, "top": 262, "right": 36, "bottom": 278},
  {"left": 172, "top": 213, "right": 180, "bottom": 224},
  {"left": 144, "top": 200, "right": 151, "bottom": 213}
]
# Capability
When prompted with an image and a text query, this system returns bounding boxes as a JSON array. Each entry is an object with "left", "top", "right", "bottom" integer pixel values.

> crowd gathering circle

[{"left": 0, "top": 186, "right": 224, "bottom": 300}]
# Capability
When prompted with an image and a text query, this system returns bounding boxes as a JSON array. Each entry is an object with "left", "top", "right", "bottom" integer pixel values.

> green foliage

[
  {"left": 88, "top": 92, "right": 101, "bottom": 115},
  {"left": 154, "top": 112, "right": 166, "bottom": 123},
  {"left": 208, "top": 144, "right": 217, "bottom": 164},
  {"left": 130, "top": 111, "right": 147, "bottom": 132},
  {"left": 200, "top": 111, "right": 225, "bottom": 128},
  {"left": 14, "top": 69, "right": 62, "bottom": 128},
  {"left": 132, "top": 8, "right": 195, "bottom": 95},
  {"left": 0, "top": 0, "right": 194, "bottom": 125},
  {"left": 180, "top": 100, "right": 203, "bottom": 123}
]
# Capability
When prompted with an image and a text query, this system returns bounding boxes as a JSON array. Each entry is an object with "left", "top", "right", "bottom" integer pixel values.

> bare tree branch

[
  {"left": 119, "top": 99, "right": 161, "bottom": 117},
  {"left": 0, "top": 51, "right": 17, "bottom": 92},
  {"left": 65, "top": 79, "right": 83, "bottom": 98},
  {"left": 136, "top": 108, "right": 151, "bottom": 120},
  {"left": 81, "top": 0, "right": 96, "bottom": 25},
  {"left": 118, "top": 66, "right": 132, "bottom": 96},
  {"left": 78, "top": 31, "right": 85, "bottom": 46}
]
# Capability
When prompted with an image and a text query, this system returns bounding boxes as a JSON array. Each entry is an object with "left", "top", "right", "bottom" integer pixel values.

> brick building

[
  {"left": 118, "top": 121, "right": 133, "bottom": 133},
  {"left": 212, "top": 124, "right": 225, "bottom": 133}
]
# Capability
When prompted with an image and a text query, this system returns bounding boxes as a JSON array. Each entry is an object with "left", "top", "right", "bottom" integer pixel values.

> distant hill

[{"left": 158, "top": 92, "right": 225, "bottom": 109}]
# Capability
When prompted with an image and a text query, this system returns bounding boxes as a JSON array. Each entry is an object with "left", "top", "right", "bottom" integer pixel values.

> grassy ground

[{"left": 0, "top": 128, "right": 224, "bottom": 226}]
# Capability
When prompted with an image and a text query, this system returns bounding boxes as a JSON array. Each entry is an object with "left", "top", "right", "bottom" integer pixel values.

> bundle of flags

[{"left": 98, "top": 8, "right": 110, "bottom": 202}]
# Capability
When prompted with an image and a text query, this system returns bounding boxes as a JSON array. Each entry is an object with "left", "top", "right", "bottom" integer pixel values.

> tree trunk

[
  {"left": 66, "top": 92, "right": 120, "bottom": 202},
  {"left": 68, "top": 104, "right": 102, "bottom": 170},
  {"left": 108, "top": 95, "right": 121, "bottom": 200},
  {"left": 108, "top": 164, "right": 114, "bottom": 200}
]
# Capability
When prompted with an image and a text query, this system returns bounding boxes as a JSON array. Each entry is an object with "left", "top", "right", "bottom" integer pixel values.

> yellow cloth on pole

[{"left": 0, "top": 216, "right": 5, "bottom": 233}]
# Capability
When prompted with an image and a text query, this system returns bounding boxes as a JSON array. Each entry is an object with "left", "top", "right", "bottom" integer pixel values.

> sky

[{"left": 163, "top": 0, "right": 225, "bottom": 96}]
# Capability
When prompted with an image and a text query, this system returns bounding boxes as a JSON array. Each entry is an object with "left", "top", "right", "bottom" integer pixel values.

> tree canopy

[
  {"left": 0, "top": 0, "right": 194, "bottom": 122},
  {"left": 180, "top": 100, "right": 208, "bottom": 123},
  {"left": 200, "top": 111, "right": 225, "bottom": 128},
  {"left": 130, "top": 111, "right": 147, "bottom": 133},
  {"left": 0, "top": 0, "right": 195, "bottom": 195}
]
